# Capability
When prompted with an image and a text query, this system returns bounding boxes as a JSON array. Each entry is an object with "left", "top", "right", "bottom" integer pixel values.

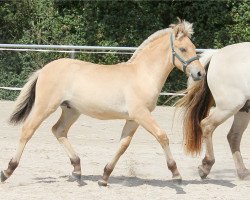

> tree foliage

[{"left": 0, "top": 0, "right": 249, "bottom": 104}]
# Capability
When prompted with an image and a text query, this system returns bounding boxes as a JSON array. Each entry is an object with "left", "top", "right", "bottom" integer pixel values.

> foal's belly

[
  {"left": 67, "top": 94, "right": 130, "bottom": 120},
  {"left": 78, "top": 105, "right": 129, "bottom": 120}
]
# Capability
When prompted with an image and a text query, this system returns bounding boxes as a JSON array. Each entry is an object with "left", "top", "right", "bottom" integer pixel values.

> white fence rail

[
  {"left": 0, "top": 44, "right": 212, "bottom": 96},
  {"left": 0, "top": 43, "right": 213, "bottom": 53}
]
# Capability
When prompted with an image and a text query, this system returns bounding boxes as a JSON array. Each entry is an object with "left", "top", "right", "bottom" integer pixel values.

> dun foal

[{"left": 1, "top": 20, "right": 205, "bottom": 186}]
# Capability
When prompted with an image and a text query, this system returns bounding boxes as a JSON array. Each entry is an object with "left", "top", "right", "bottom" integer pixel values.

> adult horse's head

[{"left": 169, "top": 19, "right": 205, "bottom": 81}]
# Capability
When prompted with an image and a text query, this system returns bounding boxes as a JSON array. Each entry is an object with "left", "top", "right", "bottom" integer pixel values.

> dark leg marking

[
  {"left": 102, "top": 164, "right": 113, "bottom": 181},
  {"left": 167, "top": 160, "right": 177, "bottom": 172},
  {"left": 199, "top": 156, "right": 215, "bottom": 179},
  {"left": 70, "top": 157, "right": 81, "bottom": 171},
  {"left": 70, "top": 157, "right": 81, "bottom": 180},
  {"left": 5, "top": 159, "right": 18, "bottom": 176},
  {"left": 98, "top": 164, "right": 113, "bottom": 187},
  {"left": 167, "top": 160, "right": 182, "bottom": 184},
  {"left": 202, "top": 156, "right": 215, "bottom": 166},
  {"left": 1, "top": 171, "right": 8, "bottom": 182},
  {"left": 1, "top": 159, "right": 18, "bottom": 182}
]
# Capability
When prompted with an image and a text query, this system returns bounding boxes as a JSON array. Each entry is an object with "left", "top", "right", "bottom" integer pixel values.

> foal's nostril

[{"left": 197, "top": 71, "right": 202, "bottom": 77}]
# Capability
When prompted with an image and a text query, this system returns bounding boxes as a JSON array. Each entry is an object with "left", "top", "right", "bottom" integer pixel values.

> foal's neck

[{"left": 132, "top": 33, "right": 174, "bottom": 93}]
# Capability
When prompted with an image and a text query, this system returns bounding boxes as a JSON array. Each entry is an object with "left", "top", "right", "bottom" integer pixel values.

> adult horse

[
  {"left": 1, "top": 20, "right": 205, "bottom": 186},
  {"left": 178, "top": 43, "right": 250, "bottom": 180}
]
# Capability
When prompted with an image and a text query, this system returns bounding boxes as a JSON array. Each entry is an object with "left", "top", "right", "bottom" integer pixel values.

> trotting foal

[{"left": 1, "top": 20, "right": 205, "bottom": 186}]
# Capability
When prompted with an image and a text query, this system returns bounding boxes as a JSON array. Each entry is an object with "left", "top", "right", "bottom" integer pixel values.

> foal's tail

[
  {"left": 176, "top": 50, "right": 217, "bottom": 155},
  {"left": 9, "top": 70, "right": 40, "bottom": 125}
]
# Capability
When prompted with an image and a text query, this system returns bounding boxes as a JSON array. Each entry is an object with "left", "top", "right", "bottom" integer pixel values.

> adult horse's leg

[
  {"left": 198, "top": 107, "right": 238, "bottom": 179},
  {"left": 98, "top": 120, "right": 138, "bottom": 186},
  {"left": 52, "top": 106, "right": 81, "bottom": 180},
  {"left": 227, "top": 111, "right": 250, "bottom": 179},
  {"left": 133, "top": 108, "right": 182, "bottom": 182},
  {"left": 1, "top": 104, "right": 57, "bottom": 182}
]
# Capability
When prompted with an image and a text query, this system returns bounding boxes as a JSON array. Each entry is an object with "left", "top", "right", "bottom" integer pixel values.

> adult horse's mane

[{"left": 128, "top": 20, "right": 194, "bottom": 63}]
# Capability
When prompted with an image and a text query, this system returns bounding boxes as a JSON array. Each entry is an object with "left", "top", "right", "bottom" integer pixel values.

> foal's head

[{"left": 170, "top": 19, "right": 205, "bottom": 81}]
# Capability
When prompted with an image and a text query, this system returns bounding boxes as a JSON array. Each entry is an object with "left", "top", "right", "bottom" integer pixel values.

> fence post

[{"left": 70, "top": 49, "right": 75, "bottom": 59}]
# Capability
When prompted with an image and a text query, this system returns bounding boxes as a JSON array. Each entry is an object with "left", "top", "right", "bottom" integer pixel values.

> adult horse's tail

[
  {"left": 9, "top": 70, "right": 40, "bottom": 125},
  {"left": 176, "top": 50, "right": 217, "bottom": 155}
]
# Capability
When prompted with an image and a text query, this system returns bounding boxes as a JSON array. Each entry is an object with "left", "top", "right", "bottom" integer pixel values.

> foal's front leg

[
  {"left": 133, "top": 108, "right": 182, "bottom": 183},
  {"left": 98, "top": 120, "right": 138, "bottom": 186}
]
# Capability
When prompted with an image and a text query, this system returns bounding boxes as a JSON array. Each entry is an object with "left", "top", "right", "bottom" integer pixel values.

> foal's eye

[{"left": 179, "top": 48, "right": 186, "bottom": 52}]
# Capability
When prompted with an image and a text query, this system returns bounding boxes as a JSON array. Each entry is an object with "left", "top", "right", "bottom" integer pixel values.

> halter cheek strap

[{"left": 170, "top": 34, "right": 199, "bottom": 74}]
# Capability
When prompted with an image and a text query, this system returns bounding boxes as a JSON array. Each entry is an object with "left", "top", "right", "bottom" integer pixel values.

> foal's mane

[
  {"left": 128, "top": 19, "right": 194, "bottom": 63},
  {"left": 128, "top": 28, "right": 171, "bottom": 62}
]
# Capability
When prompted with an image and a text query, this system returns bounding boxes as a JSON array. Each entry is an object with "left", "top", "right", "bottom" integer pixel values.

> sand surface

[{"left": 0, "top": 101, "right": 250, "bottom": 200}]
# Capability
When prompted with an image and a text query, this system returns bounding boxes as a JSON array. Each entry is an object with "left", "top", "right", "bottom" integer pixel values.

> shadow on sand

[
  {"left": 32, "top": 173, "right": 236, "bottom": 195},
  {"left": 56, "top": 174, "right": 236, "bottom": 194}
]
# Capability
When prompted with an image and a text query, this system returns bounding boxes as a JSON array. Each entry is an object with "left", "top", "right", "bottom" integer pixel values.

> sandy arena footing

[{"left": 0, "top": 101, "right": 250, "bottom": 200}]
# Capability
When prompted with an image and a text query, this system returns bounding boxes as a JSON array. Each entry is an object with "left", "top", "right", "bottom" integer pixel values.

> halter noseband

[{"left": 170, "top": 34, "right": 199, "bottom": 74}]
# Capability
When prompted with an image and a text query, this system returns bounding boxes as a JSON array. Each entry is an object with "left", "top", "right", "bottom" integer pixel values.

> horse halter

[{"left": 170, "top": 34, "right": 199, "bottom": 74}]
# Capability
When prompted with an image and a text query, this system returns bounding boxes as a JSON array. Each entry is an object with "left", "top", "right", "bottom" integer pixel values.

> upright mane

[
  {"left": 170, "top": 19, "right": 194, "bottom": 39},
  {"left": 128, "top": 19, "right": 194, "bottom": 63},
  {"left": 128, "top": 28, "right": 171, "bottom": 63}
]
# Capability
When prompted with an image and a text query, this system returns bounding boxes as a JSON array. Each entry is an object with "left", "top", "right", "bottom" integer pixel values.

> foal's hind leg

[
  {"left": 52, "top": 106, "right": 81, "bottom": 180},
  {"left": 198, "top": 107, "right": 238, "bottom": 179},
  {"left": 98, "top": 120, "right": 138, "bottom": 186},
  {"left": 227, "top": 111, "right": 250, "bottom": 179},
  {"left": 1, "top": 104, "right": 57, "bottom": 182}
]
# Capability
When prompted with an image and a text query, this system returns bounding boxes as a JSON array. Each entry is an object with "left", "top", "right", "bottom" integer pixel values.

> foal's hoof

[
  {"left": 98, "top": 179, "right": 108, "bottom": 187},
  {"left": 69, "top": 172, "right": 81, "bottom": 182},
  {"left": 237, "top": 169, "right": 250, "bottom": 180},
  {"left": 1, "top": 171, "right": 8, "bottom": 183},
  {"left": 172, "top": 175, "right": 182, "bottom": 184},
  {"left": 198, "top": 165, "right": 208, "bottom": 179}
]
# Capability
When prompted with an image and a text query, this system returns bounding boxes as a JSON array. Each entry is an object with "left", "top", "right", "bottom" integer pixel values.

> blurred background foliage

[{"left": 0, "top": 0, "right": 249, "bottom": 104}]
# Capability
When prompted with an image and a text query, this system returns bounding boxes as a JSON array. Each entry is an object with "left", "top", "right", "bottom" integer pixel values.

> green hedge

[{"left": 0, "top": 0, "right": 249, "bottom": 104}]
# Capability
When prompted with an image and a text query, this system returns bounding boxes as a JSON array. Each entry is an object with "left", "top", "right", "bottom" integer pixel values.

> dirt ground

[{"left": 0, "top": 101, "right": 250, "bottom": 200}]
